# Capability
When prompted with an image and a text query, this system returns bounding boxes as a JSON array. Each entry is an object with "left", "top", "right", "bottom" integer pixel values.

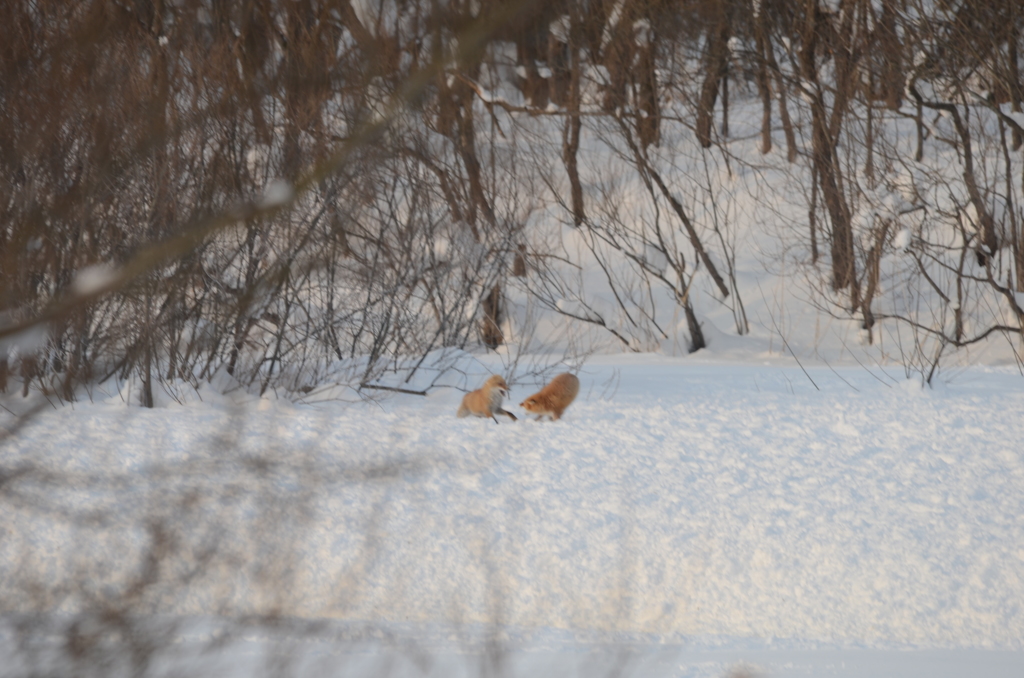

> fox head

[
  {"left": 485, "top": 375, "right": 510, "bottom": 398},
  {"left": 519, "top": 397, "right": 538, "bottom": 410}
]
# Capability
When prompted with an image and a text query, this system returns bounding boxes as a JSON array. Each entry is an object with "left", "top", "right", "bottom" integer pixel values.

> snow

[
  {"left": 0, "top": 323, "right": 47, "bottom": 360},
  {"left": 893, "top": 167, "right": 922, "bottom": 206},
  {"left": 602, "top": 0, "right": 627, "bottom": 49},
  {"left": 1005, "top": 109, "right": 1024, "bottom": 130},
  {"left": 2, "top": 358, "right": 1024, "bottom": 675},
  {"left": 245, "top": 146, "right": 268, "bottom": 176},
  {"left": 634, "top": 20, "right": 652, "bottom": 46},
  {"left": 433, "top": 235, "right": 450, "bottom": 260},
  {"left": 71, "top": 262, "right": 119, "bottom": 296},
  {"left": 893, "top": 227, "right": 912, "bottom": 251},
  {"left": 642, "top": 243, "right": 670, "bottom": 273},
  {"left": 258, "top": 178, "right": 294, "bottom": 208},
  {"left": 960, "top": 201, "right": 979, "bottom": 232},
  {"left": 350, "top": 0, "right": 381, "bottom": 37},
  {"left": 550, "top": 16, "right": 570, "bottom": 44}
]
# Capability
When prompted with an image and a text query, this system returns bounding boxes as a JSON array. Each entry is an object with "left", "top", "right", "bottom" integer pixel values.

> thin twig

[
  {"left": 757, "top": 281, "right": 819, "bottom": 391},
  {"left": 358, "top": 383, "right": 428, "bottom": 396}
]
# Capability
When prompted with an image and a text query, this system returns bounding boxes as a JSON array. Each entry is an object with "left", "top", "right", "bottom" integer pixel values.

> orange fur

[
  {"left": 457, "top": 375, "right": 517, "bottom": 422},
  {"left": 519, "top": 373, "right": 579, "bottom": 421}
]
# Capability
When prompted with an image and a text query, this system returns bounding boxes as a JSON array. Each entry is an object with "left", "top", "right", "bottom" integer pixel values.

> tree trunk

[
  {"left": 766, "top": 43, "right": 798, "bottom": 163},
  {"left": 801, "top": 0, "right": 859, "bottom": 308},
  {"left": 861, "top": 219, "right": 891, "bottom": 342},
  {"left": 637, "top": 34, "right": 661, "bottom": 148},
  {"left": 1011, "top": 22, "right": 1023, "bottom": 150},
  {"left": 563, "top": 9, "right": 585, "bottom": 226},
  {"left": 600, "top": 0, "right": 636, "bottom": 113},
  {"left": 754, "top": 8, "right": 773, "bottom": 155},
  {"left": 879, "top": 0, "right": 903, "bottom": 110},
  {"left": 695, "top": 7, "right": 729, "bottom": 148},
  {"left": 683, "top": 298, "right": 706, "bottom": 353},
  {"left": 480, "top": 283, "right": 503, "bottom": 349}
]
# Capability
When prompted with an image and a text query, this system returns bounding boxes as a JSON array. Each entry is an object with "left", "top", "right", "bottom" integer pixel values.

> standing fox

[
  {"left": 457, "top": 375, "right": 518, "bottom": 423},
  {"left": 520, "top": 373, "right": 579, "bottom": 421}
]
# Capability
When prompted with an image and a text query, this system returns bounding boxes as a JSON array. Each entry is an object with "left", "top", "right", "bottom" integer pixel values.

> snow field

[{"left": 3, "top": 358, "right": 1023, "bottom": 665}]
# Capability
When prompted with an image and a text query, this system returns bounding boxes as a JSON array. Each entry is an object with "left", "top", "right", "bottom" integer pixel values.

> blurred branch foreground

[{"left": 3, "top": 0, "right": 1024, "bottom": 675}]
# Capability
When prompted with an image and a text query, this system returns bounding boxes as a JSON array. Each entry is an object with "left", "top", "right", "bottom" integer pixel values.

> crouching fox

[
  {"left": 457, "top": 375, "right": 517, "bottom": 423},
  {"left": 520, "top": 373, "right": 579, "bottom": 421}
]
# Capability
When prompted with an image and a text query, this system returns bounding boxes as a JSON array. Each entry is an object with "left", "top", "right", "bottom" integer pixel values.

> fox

[
  {"left": 519, "top": 372, "right": 579, "bottom": 421},
  {"left": 457, "top": 375, "right": 518, "bottom": 423}
]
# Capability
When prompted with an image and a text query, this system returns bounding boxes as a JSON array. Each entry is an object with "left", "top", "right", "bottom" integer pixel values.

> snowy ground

[{"left": 2, "top": 353, "right": 1023, "bottom": 676}]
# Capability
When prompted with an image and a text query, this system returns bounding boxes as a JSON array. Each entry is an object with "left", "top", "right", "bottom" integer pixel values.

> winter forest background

[
  {"left": 3, "top": 0, "right": 1024, "bottom": 399},
  {"left": 2, "top": 1, "right": 1024, "bottom": 676}
]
